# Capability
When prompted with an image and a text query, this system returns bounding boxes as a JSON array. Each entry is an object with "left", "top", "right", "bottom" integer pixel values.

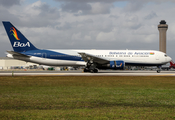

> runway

[{"left": 0, "top": 70, "right": 175, "bottom": 76}]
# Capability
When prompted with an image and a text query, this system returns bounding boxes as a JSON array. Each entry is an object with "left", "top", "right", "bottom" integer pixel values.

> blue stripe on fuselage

[{"left": 20, "top": 49, "right": 83, "bottom": 61}]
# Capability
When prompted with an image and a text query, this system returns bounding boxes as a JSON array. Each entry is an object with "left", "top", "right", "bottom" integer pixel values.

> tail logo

[{"left": 10, "top": 27, "right": 20, "bottom": 40}]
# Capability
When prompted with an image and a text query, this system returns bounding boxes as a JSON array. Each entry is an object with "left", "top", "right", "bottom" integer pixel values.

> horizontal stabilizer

[{"left": 7, "top": 51, "right": 30, "bottom": 58}]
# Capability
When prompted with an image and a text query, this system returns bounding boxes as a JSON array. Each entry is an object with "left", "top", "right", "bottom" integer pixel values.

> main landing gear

[{"left": 83, "top": 59, "right": 98, "bottom": 73}]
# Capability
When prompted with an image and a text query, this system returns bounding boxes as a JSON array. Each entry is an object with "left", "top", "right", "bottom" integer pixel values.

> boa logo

[
  {"left": 13, "top": 42, "right": 30, "bottom": 47},
  {"left": 10, "top": 27, "right": 20, "bottom": 40}
]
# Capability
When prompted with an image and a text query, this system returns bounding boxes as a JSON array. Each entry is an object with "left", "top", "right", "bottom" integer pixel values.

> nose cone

[{"left": 167, "top": 56, "right": 172, "bottom": 62}]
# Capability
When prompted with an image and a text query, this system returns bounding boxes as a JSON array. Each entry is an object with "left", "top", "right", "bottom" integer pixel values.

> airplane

[
  {"left": 170, "top": 61, "right": 175, "bottom": 69},
  {"left": 160, "top": 60, "right": 175, "bottom": 70},
  {"left": 2, "top": 21, "right": 172, "bottom": 73}
]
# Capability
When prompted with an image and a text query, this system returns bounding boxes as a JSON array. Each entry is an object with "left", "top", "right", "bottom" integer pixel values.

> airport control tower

[{"left": 158, "top": 20, "right": 168, "bottom": 53}]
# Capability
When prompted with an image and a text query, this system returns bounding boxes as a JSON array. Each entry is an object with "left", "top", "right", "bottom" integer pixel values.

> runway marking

[
  {"left": 39, "top": 73, "right": 65, "bottom": 75},
  {"left": 0, "top": 71, "right": 175, "bottom": 76},
  {"left": 8, "top": 72, "right": 173, "bottom": 77},
  {"left": 26, "top": 73, "right": 66, "bottom": 76},
  {"left": 151, "top": 74, "right": 175, "bottom": 76}
]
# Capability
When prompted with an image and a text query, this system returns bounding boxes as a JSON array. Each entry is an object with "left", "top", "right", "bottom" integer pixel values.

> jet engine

[{"left": 109, "top": 60, "right": 125, "bottom": 70}]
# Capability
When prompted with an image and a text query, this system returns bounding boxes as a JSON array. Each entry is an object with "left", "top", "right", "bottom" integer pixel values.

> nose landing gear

[{"left": 157, "top": 66, "right": 161, "bottom": 73}]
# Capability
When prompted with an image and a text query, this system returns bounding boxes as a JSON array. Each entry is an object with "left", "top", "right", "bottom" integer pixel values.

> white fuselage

[{"left": 7, "top": 49, "right": 172, "bottom": 67}]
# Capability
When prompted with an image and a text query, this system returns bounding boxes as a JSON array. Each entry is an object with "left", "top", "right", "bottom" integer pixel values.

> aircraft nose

[{"left": 168, "top": 56, "right": 172, "bottom": 62}]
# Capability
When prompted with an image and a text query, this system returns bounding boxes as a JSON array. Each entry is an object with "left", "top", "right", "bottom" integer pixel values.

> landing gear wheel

[
  {"left": 93, "top": 69, "right": 98, "bottom": 73},
  {"left": 84, "top": 68, "right": 89, "bottom": 72},
  {"left": 90, "top": 70, "right": 94, "bottom": 73},
  {"left": 157, "top": 66, "right": 161, "bottom": 73},
  {"left": 157, "top": 70, "right": 160, "bottom": 73}
]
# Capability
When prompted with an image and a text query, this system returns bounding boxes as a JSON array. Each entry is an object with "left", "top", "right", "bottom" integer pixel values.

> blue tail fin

[{"left": 2, "top": 21, "right": 38, "bottom": 52}]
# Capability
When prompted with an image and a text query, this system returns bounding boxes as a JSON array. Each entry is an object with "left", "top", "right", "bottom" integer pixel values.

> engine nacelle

[{"left": 110, "top": 60, "right": 125, "bottom": 70}]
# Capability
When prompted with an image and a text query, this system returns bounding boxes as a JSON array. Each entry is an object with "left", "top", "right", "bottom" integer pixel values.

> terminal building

[{"left": 0, "top": 57, "right": 38, "bottom": 70}]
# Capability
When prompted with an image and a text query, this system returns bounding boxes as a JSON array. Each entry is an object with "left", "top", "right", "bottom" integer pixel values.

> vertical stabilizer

[
  {"left": 2, "top": 21, "right": 38, "bottom": 52},
  {"left": 170, "top": 61, "right": 175, "bottom": 68}
]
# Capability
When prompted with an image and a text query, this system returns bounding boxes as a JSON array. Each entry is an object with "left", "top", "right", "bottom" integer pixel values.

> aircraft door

[{"left": 156, "top": 53, "right": 159, "bottom": 60}]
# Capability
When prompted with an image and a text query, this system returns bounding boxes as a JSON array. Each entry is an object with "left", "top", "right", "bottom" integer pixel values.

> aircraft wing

[
  {"left": 7, "top": 51, "right": 30, "bottom": 58},
  {"left": 78, "top": 52, "right": 109, "bottom": 64}
]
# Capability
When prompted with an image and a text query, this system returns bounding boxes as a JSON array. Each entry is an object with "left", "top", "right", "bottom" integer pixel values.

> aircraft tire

[
  {"left": 90, "top": 70, "right": 94, "bottom": 73},
  {"left": 157, "top": 70, "right": 160, "bottom": 73},
  {"left": 93, "top": 69, "right": 98, "bottom": 73},
  {"left": 84, "top": 68, "right": 89, "bottom": 72}
]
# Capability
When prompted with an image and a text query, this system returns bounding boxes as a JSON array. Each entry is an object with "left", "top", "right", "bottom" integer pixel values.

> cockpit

[{"left": 164, "top": 54, "right": 172, "bottom": 62}]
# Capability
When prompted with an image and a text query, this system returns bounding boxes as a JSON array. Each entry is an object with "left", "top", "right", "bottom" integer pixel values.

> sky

[{"left": 0, "top": 0, "right": 175, "bottom": 61}]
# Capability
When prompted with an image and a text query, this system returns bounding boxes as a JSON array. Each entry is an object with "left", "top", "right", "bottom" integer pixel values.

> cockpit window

[{"left": 164, "top": 54, "right": 167, "bottom": 57}]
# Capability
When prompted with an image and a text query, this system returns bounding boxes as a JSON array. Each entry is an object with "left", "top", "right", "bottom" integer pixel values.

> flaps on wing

[
  {"left": 78, "top": 52, "right": 109, "bottom": 64},
  {"left": 7, "top": 51, "right": 30, "bottom": 58}
]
